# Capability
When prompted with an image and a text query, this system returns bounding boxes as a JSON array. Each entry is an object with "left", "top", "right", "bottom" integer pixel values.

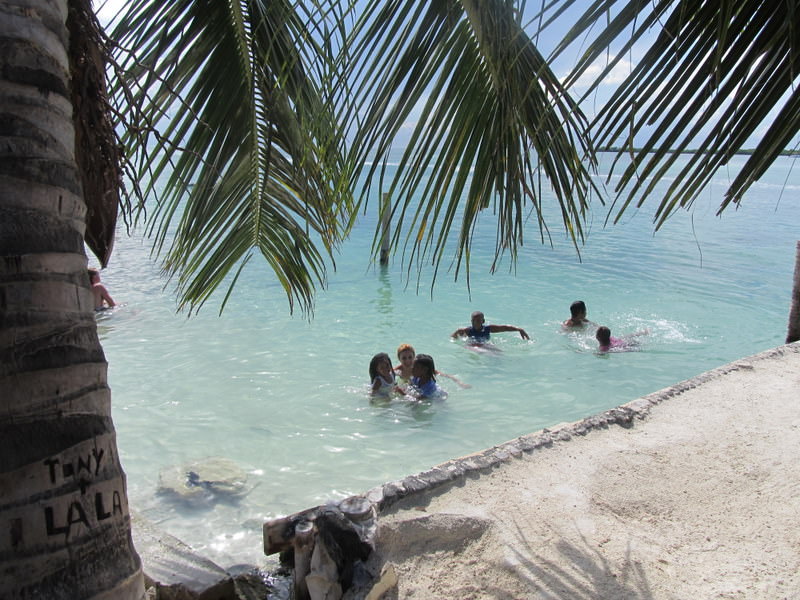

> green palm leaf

[
  {"left": 554, "top": 0, "right": 800, "bottom": 226},
  {"left": 111, "top": 0, "right": 353, "bottom": 314},
  {"left": 341, "top": 0, "right": 599, "bottom": 288}
]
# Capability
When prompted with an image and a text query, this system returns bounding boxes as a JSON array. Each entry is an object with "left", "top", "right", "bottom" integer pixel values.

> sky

[
  {"left": 95, "top": 0, "right": 123, "bottom": 26},
  {"left": 94, "top": 0, "right": 633, "bottom": 104},
  {"left": 95, "top": 0, "right": 794, "bottom": 151}
]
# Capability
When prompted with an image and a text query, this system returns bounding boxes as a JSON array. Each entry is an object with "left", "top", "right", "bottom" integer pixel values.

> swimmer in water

[
  {"left": 395, "top": 343, "right": 470, "bottom": 389},
  {"left": 595, "top": 326, "right": 650, "bottom": 353},
  {"left": 562, "top": 300, "right": 595, "bottom": 329},
  {"left": 88, "top": 268, "right": 115, "bottom": 311},
  {"left": 451, "top": 311, "right": 529, "bottom": 344},
  {"left": 369, "top": 352, "right": 401, "bottom": 396},
  {"left": 405, "top": 354, "right": 445, "bottom": 400}
]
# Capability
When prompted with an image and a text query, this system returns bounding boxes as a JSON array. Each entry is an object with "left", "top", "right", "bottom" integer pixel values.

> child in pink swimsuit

[{"left": 596, "top": 326, "right": 649, "bottom": 352}]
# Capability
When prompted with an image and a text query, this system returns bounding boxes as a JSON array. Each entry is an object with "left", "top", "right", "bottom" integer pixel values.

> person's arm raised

[{"left": 489, "top": 324, "right": 529, "bottom": 340}]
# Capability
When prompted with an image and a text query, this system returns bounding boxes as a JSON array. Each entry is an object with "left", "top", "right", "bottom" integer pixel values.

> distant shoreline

[{"left": 597, "top": 147, "right": 800, "bottom": 157}]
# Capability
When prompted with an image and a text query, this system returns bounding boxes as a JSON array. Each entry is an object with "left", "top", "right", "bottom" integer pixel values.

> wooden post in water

[
  {"left": 787, "top": 241, "right": 800, "bottom": 343},
  {"left": 379, "top": 193, "right": 390, "bottom": 266}
]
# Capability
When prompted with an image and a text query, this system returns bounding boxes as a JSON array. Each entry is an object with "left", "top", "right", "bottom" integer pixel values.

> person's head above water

[
  {"left": 470, "top": 311, "right": 485, "bottom": 329},
  {"left": 570, "top": 300, "right": 587, "bottom": 319},
  {"left": 596, "top": 326, "right": 611, "bottom": 346},
  {"left": 87, "top": 267, "right": 116, "bottom": 309},
  {"left": 396, "top": 343, "right": 416, "bottom": 376},
  {"left": 563, "top": 300, "right": 592, "bottom": 329},
  {"left": 412, "top": 354, "right": 436, "bottom": 381},
  {"left": 397, "top": 343, "right": 415, "bottom": 361},
  {"left": 369, "top": 352, "right": 393, "bottom": 381}
]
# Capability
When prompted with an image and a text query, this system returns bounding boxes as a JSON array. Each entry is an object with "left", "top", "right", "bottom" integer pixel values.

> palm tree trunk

[
  {"left": 0, "top": 1, "right": 144, "bottom": 598},
  {"left": 787, "top": 241, "right": 800, "bottom": 344}
]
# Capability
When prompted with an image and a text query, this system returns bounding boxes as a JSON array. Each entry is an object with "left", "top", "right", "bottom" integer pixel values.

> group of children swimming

[
  {"left": 368, "top": 343, "right": 470, "bottom": 401},
  {"left": 369, "top": 302, "right": 649, "bottom": 399}
]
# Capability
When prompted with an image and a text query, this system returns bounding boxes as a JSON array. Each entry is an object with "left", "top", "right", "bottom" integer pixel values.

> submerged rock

[{"left": 158, "top": 457, "right": 251, "bottom": 506}]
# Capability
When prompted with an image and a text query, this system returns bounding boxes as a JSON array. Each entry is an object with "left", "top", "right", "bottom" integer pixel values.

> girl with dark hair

[
  {"left": 369, "top": 352, "right": 398, "bottom": 395},
  {"left": 407, "top": 354, "right": 446, "bottom": 399}
]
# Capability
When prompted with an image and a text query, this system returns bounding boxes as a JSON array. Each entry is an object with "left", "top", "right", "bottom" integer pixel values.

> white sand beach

[{"left": 355, "top": 343, "right": 800, "bottom": 599}]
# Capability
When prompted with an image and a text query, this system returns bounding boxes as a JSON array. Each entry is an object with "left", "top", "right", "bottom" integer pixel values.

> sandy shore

[{"left": 353, "top": 343, "right": 800, "bottom": 599}]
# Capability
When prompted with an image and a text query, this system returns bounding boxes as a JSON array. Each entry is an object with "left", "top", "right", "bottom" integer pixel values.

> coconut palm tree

[
  {"left": 109, "top": 0, "right": 597, "bottom": 311},
  {"left": 0, "top": 0, "right": 144, "bottom": 598},
  {"left": 340, "top": 0, "right": 598, "bottom": 283},
  {"left": 109, "top": 0, "right": 360, "bottom": 316},
  {"left": 788, "top": 241, "right": 800, "bottom": 343},
  {"left": 0, "top": 4, "right": 587, "bottom": 595},
  {"left": 3, "top": 0, "right": 798, "bottom": 598}
]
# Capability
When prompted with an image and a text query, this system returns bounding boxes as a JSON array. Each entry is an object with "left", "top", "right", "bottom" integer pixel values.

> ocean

[{"left": 97, "top": 152, "right": 800, "bottom": 568}]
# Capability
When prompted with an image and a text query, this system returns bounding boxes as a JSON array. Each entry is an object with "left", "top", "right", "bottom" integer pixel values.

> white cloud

[{"left": 567, "top": 57, "right": 634, "bottom": 89}]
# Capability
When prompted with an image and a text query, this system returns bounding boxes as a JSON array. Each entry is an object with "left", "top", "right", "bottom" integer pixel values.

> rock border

[
  {"left": 264, "top": 343, "right": 800, "bottom": 552},
  {"left": 262, "top": 342, "right": 799, "bottom": 597}
]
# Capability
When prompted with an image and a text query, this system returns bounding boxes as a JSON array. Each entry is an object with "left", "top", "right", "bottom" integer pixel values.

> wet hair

[
  {"left": 396, "top": 343, "right": 415, "bottom": 358},
  {"left": 596, "top": 326, "right": 611, "bottom": 346},
  {"left": 570, "top": 300, "right": 586, "bottom": 318},
  {"left": 471, "top": 311, "right": 484, "bottom": 321},
  {"left": 413, "top": 354, "right": 436, "bottom": 381},
  {"left": 369, "top": 353, "right": 392, "bottom": 381}
]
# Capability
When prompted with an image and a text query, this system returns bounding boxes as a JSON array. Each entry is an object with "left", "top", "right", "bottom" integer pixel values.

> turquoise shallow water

[{"left": 98, "top": 154, "right": 799, "bottom": 568}]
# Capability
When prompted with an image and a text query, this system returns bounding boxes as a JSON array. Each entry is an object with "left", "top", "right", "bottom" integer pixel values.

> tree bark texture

[
  {"left": 0, "top": 1, "right": 144, "bottom": 598},
  {"left": 787, "top": 241, "right": 800, "bottom": 344}
]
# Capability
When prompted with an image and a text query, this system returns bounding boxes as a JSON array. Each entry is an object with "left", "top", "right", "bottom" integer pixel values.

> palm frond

[
  {"left": 68, "top": 0, "right": 121, "bottom": 267},
  {"left": 341, "top": 0, "right": 598, "bottom": 288},
  {"left": 110, "top": 0, "right": 353, "bottom": 314},
  {"left": 555, "top": 0, "right": 800, "bottom": 226}
]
